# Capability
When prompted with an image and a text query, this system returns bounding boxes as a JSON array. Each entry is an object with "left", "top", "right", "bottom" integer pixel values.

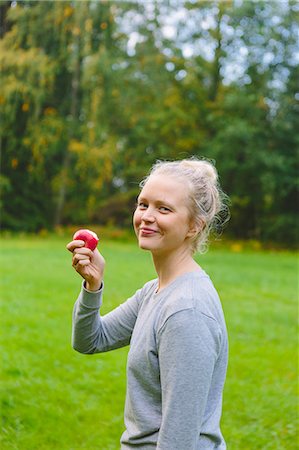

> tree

[{"left": 0, "top": 0, "right": 297, "bottom": 245}]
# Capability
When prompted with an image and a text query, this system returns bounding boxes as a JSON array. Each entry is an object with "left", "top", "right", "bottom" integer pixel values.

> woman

[{"left": 67, "top": 157, "right": 229, "bottom": 449}]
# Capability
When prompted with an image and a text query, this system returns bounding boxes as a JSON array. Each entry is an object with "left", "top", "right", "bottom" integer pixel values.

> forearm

[
  {"left": 72, "top": 282, "right": 141, "bottom": 354},
  {"left": 72, "top": 282, "right": 104, "bottom": 354}
]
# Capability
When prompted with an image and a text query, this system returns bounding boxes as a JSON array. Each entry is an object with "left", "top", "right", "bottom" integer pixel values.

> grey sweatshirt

[{"left": 72, "top": 270, "right": 228, "bottom": 449}]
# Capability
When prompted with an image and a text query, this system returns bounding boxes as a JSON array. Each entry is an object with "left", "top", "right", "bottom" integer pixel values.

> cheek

[{"left": 133, "top": 209, "right": 141, "bottom": 232}]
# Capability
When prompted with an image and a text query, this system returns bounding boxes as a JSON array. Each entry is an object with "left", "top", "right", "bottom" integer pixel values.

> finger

[
  {"left": 73, "top": 247, "right": 94, "bottom": 257},
  {"left": 66, "top": 240, "right": 85, "bottom": 252},
  {"left": 73, "top": 253, "right": 90, "bottom": 263},
  {"left": 72, "top": 253, "right": 90, "bottom": 266},
  {"left": 74, "top": 259, "right": 91, "bottom": 271},
  {"left": 76, "top": 259, "right": 91, "bottom": 267}
]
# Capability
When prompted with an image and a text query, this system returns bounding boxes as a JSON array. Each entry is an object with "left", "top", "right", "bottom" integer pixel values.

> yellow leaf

[
  {"left": 231, "top": 243, "right": 243, "bottom": 253},
  {"left": 85, "top": 19, "right": 93, "bottom": 32},
  {"left": 73, "top": 27, "right": 81, "bottom": 36},
  {"left": 22, "top": 103, "right": 29, "bottom": 112},
  {"left": 44, "top": 107, "right": 56, "bottom": 116},
  {"left": 11, "top": 158, "right": 18, "bottom": 169},
  {"left": 69, "top": 139, "right": 86, "bottom": 154},
  {"left": 64, "top": 6, "right": 73, "bottom": 18}
]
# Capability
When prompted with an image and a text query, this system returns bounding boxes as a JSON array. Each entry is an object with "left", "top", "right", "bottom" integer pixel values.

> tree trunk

[
  {"left": 54, "top": 12, "right": 81, "bottom": 227},
  {"left": 208, "top": 5, "right": 224, "bottom": 101}
]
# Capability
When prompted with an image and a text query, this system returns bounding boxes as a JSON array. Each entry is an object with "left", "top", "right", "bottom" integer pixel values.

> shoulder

[
  {"left": 158, "top": 271, "right": 223, "bottom": 323},
  {"left": 156, "top": 271, "right": 226, "bottom": 341},
  {"left": 156, "top": 304, "right": 223, "bottom": 359}
]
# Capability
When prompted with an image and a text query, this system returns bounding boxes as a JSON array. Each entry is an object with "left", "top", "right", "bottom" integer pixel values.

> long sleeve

[
  {"left": 156, "top": 307, "right": 222, "bottom": 450},
  {"left": 72, "top": 282, "right": 141, "bottom": 354}
]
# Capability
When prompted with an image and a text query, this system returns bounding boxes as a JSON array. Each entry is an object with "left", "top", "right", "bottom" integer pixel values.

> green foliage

[
  {"left": 0, "top": 1, "right": 298, "bottom": 245},
  {"left": 0, "top": 237, "right": 297, "bottom": 449}
]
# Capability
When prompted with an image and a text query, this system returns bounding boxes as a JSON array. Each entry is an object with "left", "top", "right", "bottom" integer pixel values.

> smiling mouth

[{"left": 139, "top": 228, "right": 158, "bottom": 236}]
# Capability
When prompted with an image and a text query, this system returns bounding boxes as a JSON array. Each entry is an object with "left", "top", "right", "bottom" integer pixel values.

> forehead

[{"left": 139, "top": 174, "right": 189, "bottom": 205}]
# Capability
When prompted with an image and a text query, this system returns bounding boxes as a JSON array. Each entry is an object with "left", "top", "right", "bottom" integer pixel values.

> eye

[
  {"left": 159, "top": 206, "right": 171, "bottom": 213},
  {"left": 137, "top": 202, "right": 148, "bottom": 210}
]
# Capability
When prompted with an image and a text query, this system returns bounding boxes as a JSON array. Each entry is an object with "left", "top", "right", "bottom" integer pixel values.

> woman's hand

[{"left": 66, "top": 240, "right": 105, "bottom": 291}]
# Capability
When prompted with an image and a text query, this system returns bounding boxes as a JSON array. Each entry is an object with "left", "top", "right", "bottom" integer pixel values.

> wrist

[{"left": 85, "top": 280, "right": 102, "bottom": 291}]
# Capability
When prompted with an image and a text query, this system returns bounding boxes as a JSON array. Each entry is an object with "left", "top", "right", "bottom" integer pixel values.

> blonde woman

[{"left": 67, "top": 158, "right": 229, "bottom": 449}]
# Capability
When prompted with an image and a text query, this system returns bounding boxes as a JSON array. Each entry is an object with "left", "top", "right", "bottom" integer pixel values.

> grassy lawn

[{"left": 0, "top": 236, "right": 297, "bottom": 449}]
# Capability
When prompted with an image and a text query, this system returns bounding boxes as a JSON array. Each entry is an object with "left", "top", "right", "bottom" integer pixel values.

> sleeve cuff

[
  {"left": 78, "top": 280, "right": 104, "bottom": 308},
  {"left": 83, "top": 280, "right": 103, "bottom": 293}
]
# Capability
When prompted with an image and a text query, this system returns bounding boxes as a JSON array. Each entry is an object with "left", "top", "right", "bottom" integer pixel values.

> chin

[
  {"left": 138, "top": 239, "right": 155, "bottom": 251},
  {"left": 138, "top": 242, "right": 152, "bottom": 251}
]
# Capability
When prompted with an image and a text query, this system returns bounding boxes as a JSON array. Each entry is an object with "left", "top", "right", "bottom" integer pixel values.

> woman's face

[{"left": 133, "top": 174, "right": 196, "bottom": 256}]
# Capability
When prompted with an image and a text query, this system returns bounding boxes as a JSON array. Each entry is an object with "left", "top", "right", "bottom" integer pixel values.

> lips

[{"left": 139, "top": 227, "right": 158, "bottom": 236}]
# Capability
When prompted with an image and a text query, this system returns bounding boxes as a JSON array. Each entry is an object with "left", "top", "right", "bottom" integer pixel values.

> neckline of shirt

[{"left": 153, "top": 269, "right": 208, "bottom": 297}]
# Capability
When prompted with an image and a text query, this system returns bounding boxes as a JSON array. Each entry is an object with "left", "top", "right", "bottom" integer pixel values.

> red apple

[{"left": 73, "top": 229, "right": 99, "bottom": 251}]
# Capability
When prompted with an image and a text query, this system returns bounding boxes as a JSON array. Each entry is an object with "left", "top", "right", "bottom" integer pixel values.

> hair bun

[{"left": 181, "top": 159, "right": 218, "bottom": 183}]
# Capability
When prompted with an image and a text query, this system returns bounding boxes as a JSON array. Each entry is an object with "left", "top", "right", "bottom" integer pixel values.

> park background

[{"left": 0, "top": 0, "right": 298, "bottom": 449}]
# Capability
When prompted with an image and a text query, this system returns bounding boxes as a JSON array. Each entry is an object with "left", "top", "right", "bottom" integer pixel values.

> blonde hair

[{"left": 141, "top": 157, "right": 230, "bottom": 254}]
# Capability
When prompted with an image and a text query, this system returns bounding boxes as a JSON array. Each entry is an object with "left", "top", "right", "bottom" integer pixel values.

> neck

[{"left": 151, "top": 247, "right": 201, "bottom": 292}]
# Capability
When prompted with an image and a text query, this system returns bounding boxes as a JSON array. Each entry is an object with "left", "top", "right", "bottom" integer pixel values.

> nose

[{"left": 141, "top": 207, "right": 155, "bottom": 223}]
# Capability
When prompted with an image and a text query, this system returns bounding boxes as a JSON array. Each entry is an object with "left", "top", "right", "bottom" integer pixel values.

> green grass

[{"left": 0, "top": 236, "right": 298, "bottom": 449}]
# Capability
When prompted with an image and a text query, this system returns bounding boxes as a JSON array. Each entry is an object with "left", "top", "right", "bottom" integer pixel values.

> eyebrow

[{"left": 137, "top": 196, "right": 176, "bottom": 210}]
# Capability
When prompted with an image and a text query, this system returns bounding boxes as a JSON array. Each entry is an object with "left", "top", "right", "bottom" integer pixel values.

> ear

[{"left": 187, "top": 218, "right": 205, "bottom": 238}]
